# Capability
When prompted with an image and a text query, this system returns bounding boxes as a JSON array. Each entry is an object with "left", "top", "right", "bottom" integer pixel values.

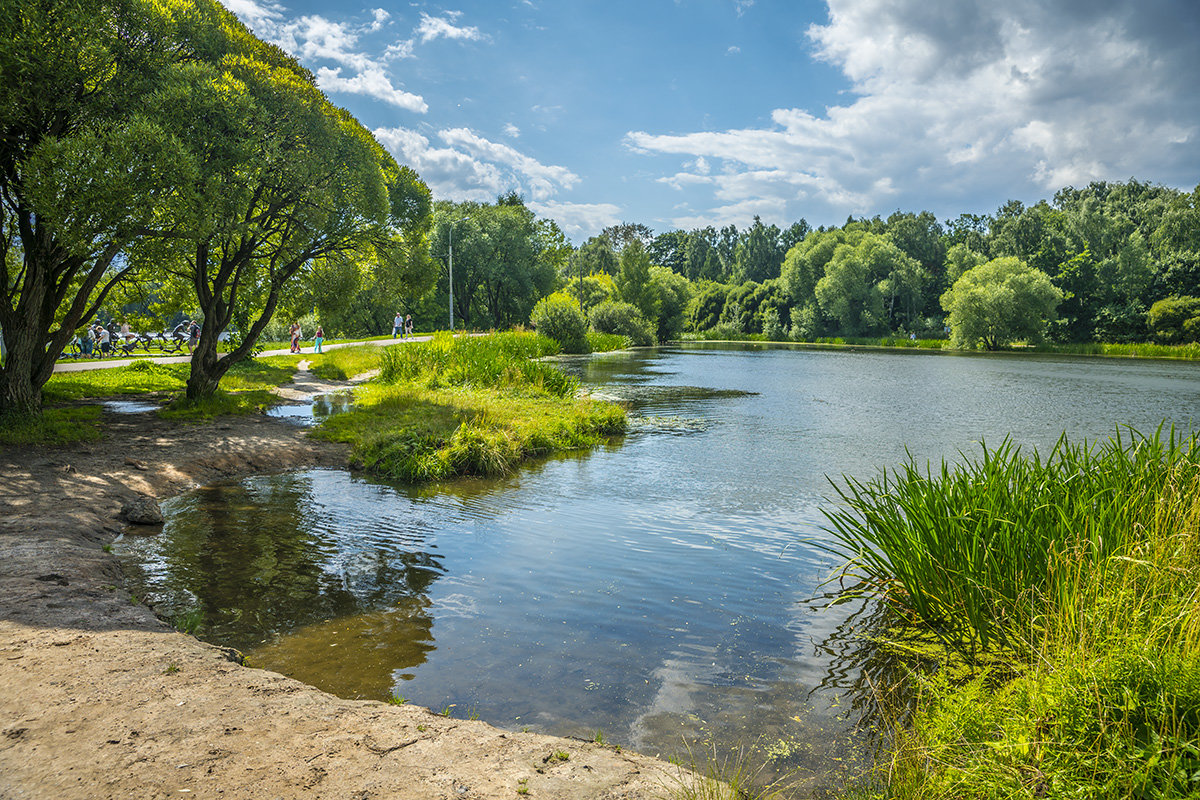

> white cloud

[
  {"left": 726, "top": 45, "right": 741, "bottom": 55},
  {"left": 374, "top": 126, "right": 578, "bottom": 205},
  {"left": 527, "top": 201, "right": 623, "bottom": 239},
  {"left": 503, "top": 123, "right": 521, "bottom": 138},
  {"left": 628, "top": 0, "right": 1200, "bottom": 227},
  {"left": 225, "top": 2, "right": 427, "bottom": 115},
  {"left": 316, "top": 67, "right": 427, "bottom": 112},
  {"left": 416, "top": 11, "right": 485, "bottom": 44},
  {"left": 734, "top": 0, "right": 755, "bottom": 17}
]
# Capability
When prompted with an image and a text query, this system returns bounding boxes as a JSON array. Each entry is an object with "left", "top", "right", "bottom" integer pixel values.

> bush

[
  {"left": 530, "top": 294, "right": 589, "bottom": 353},
  {"left": 589, "top": 301, "right": 655, "bottom": 346},
  {"left": 1147, "top": 295, "right": 1200, "bottom": 343}
]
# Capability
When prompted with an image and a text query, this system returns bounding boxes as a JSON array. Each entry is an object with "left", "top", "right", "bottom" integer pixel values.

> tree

[
  {"left": 0, "top": 0, "right": 205, "bottom": 414},
  {"left": 733, "top": 216, "right": 784, "bottom": 283},
  {"left": 1146, "top": 296, "right": 1200, "bottom": 344},
  {"left": 687, "top": 283, "right": 730, "bottom": 331},
  {"left": 813, "top": 231, "right": 924, "bottom": 335},
  {"left": 649, "top": 266, "right": 692, "bottom": 343},
  {"left": 138, "top": 17, "right": 431, "bottom": 399},
  {"left": 599, "top": 222, "right": 654, "bottom": 254},
  {"left": 941, "top": 257, "right": 1062, "bottom": 350},
  {"left": 615, "top": 240, "right": 659, "bottom": 323},
  {"left": 589, "top": 301, "right": 654, "bottom": 347}
]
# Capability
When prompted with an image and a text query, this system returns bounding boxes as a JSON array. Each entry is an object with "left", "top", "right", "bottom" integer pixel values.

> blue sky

[{"left": 226, "top": 0, "right": 1200, "bottom": 240}]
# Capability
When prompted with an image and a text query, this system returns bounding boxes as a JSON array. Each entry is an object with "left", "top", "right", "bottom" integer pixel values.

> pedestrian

[
  {"left": 313, "top": 325, "right": 324, "bottom": 354},
  {"left": 188, "top": 319, "right": 201, "bottom": 354},
  {"left": 404, "top": 314, "right": 413, "bottom": 338},
  {"left": 80, "top": 327, "right": 94, "bottom": 358},
  {"left": 97, "top": 324, "right": 112, "bottom": 357},
  {"left": 289, "top": 322, "right": 301, "bottom": 353},
  {"left": 393, "top": 312, "right": 403, "bottom": 339}
]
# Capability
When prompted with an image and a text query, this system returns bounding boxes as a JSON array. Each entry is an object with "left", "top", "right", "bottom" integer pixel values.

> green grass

[
  {"left": 825, "top": 427, "right": 1200, "bottom": 800},
  {"left": 0, "top": 405, "right": 103, "bottom": 445},
  {"left": 586, "top": 331, "right": 631, "bottom": 353},
  {"left": 312, "top": 332, "right": 625, "bottom": 482},
  {"left": 1030, "top": 340, "right": 1200, "bottom": 360},
  {"left": 44, "top": 356, "right": 298, "bottom": 403},
  {"left": 307, "top": 345, "right": 382, "bottom": 381}
]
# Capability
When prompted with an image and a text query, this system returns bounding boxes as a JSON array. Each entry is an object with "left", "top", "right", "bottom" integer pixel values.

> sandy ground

[{"left": 0, "top": 376, "right": 694, "bottom": 799}]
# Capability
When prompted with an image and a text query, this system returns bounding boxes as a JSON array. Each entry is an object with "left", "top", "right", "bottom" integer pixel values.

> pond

[{"left": 114, "top": 344, "right": 1200, "bottom": 790}]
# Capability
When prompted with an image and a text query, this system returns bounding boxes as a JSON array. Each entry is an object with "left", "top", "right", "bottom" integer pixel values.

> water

[
  {"left": 115, "top": 345, "right": 1200, "bottom": 790},
  {"left": 265, "top": 391, "right": 357, "bottom": 426}
]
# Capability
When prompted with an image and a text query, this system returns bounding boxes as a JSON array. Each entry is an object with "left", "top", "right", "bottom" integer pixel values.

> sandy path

[{"left": 0, "top": 401, "right": 689, "bottom": 799}]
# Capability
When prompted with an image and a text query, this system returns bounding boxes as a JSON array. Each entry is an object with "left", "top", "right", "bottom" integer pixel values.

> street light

[{"left": 440, "top": 218, "right": 463, "bottom": 332}]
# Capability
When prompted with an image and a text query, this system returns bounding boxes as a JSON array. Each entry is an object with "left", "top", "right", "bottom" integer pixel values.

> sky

[{"left": 224, "top": 0, "right": 1200, "bottom": 241}]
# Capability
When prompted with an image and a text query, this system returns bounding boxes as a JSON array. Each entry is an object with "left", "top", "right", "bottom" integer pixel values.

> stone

[{"left": 120, "top": 496, "right": 164, "bottom": 525}]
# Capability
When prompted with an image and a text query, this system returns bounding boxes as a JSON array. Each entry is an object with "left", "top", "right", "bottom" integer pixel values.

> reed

[{"left": 820, "top": 428, "right": 1200, "bottom": 656}]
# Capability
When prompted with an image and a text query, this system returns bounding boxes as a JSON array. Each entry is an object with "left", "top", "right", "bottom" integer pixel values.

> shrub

[
  {"left": 1147, "top": 295, "right": 1200, "bottom": 343},
  {"left": 589, "top": 301, "right": 654, "bottom": 346},
  {"left": 530, "top": 293, "right": 589, "bottom": 353}
]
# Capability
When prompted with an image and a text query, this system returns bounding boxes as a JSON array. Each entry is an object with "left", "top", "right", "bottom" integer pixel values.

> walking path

[{"left": 52, "top": 334, "right": 433, "bottom": 373}]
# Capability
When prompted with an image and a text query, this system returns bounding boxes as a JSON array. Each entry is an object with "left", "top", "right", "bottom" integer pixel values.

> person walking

[
  {"left": 393, "top": 312, "right": 403, "bottom": 339},
  {"left": 313, "top": 325, "right": 324, "bottom": 354},
  {"left": 188, "top": 319, "right": 201, "bottom": 354},
  {"left": 289, "top": 322, "right": 301, "bottom": 353},
  {"left": 404, "top": 314, "right": 413, "bottom": 339}
]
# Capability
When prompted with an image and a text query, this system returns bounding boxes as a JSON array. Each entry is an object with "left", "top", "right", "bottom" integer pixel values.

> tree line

[{"left": 4, "top": 2, "right": 1199, "bottom": 418}]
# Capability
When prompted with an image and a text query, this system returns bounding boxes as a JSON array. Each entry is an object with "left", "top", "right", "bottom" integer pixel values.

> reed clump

[
  {"left": 825, "top": 428, "right": 1200, "bottom": 799},
  {"left": 314, "top": 332, "right": 624, "bottom": 481}
]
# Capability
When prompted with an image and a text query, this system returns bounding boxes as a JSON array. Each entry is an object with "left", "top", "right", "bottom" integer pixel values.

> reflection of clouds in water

[{"left": 433, "top": 592, "right": 480, "bottom": 619}]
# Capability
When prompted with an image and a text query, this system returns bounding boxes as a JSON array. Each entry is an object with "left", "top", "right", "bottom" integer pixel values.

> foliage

[
  {"left": 615, "top": 240, "right": 660, "bottom": 323},
  {"left": 820, "top": 428, "right": 1199, "bottom": 655},
  {"left": 941, "top": 257, "right": 1063, "bottom": 349},
  {"left": 585, "top": 331, "right": 630, "bottom": 352},
  {"left": 1146, "top": 295, "right": 1200, "bottom": 343},
  {"left": 0, "top": 0, "right": 208, "bottom": 414},
  {"left": 854, "top": 430, "right": 1200, "bottom": 800},
  {"left": 649, "top": 266, "right": 693, "bottom": 343},
  {"left": 530, "top": 293, "right": 589, "bottom": 354},
  {"left": 589, "top": 301, "right": 655, "bottom": 347},
  {"left": 378, "top": 332, "right": 571, "bottom": 394},
  {"left": 314, "top": 333, "right": 624, "bottom": 482},
  {"left": 687, "top": 283, "right": 731, "bottom": 332}
]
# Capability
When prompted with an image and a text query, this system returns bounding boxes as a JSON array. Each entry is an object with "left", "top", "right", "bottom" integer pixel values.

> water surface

[{"left": 116, "top": 345, "right": 1200, "bottom": 788}]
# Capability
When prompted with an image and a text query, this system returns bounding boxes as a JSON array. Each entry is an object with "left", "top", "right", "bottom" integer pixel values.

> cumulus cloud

[
  {"left": 416, "top": 11, "right": 485, "bottom": 43},
  {"left": 628, "top": 0, "right": 1200, "bottom": 227},
  {"left": 224, "top": 1, "right": 431, "bottom": 112},
  {"left": 527, "top": 201, "right": 623, "bottom": 239},
  {"left": 374, "top": 126, "right": 579, "bottom": 205},
  {"left": 503, "top": 123, "right": 521, "bottom": 138}
]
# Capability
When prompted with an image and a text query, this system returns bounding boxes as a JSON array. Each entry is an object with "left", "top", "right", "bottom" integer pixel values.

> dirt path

[{"left": 0, "top": 393, "right": 691, "bottom": 799}]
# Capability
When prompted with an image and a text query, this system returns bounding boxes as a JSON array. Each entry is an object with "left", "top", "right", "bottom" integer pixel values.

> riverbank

[{"left": 0, "top": 395, "right": 692, "bottom": 798}]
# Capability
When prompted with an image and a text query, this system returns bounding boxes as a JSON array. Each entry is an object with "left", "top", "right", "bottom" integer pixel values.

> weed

[
  {"left": 440, "top": 704, "right": 454, "bottom": 717},
  {"left": 163, "top": 663, "right": 180, "bottom": 674},
  {"left": 553, "top": 750, "right": 569, "bottom": 762},
  {"left": 592, "top": 730, "right": 605, "bottom": 745},
  {"left": 102, "top": 544, "right": 113, "bottom": 553},
  {"left": 467, "top": 704, "right": 480, "bottom": 720},
  {"left": 386, "top": 694, "right": 407, "bottom": 706},
  {"left": 417, "top": 724, "right": 427, "bottom": 732},
  {"left": 516, "top": 777, "right": 530, "bottom": 795},
  {"left": 171, "top": 608, "right": 204, "bottom": 635}
]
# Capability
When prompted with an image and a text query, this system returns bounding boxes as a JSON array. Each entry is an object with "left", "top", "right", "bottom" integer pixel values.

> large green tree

[
  {"left": 137, "top": 15, "right": 430, "bottom": 399},
  {"left": 0, "top": 0, "right": 206, "bottom": 414},
  {"left": 941, "top": 257, "right": 1062, "bottom": 349}
]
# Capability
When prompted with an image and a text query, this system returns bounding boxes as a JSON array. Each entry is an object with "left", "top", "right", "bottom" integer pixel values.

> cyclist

[{"left": 170, "top": 320, "right": 190, "bottom": 352}]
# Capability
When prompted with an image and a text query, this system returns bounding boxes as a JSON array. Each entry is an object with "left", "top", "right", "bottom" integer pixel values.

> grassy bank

[
  {"left": 823, "top": 429, "right": 1200, "bottom": 799},
  {"left": 312, "top": 332, "right": 625, "bottom": 482}
]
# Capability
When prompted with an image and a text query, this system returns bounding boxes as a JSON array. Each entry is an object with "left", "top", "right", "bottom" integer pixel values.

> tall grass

[
  {"left": 378, "top": 331, "right": 575, "bottom": 396},
  {"left": 827, "top": 428, "right": 1200, "bottom": 799},
  {"left": 820, "top": 429, "right": 1199, "bottom": 656},
  {"left": 315, "top": 332, "right": 624, "bottom": 482}
]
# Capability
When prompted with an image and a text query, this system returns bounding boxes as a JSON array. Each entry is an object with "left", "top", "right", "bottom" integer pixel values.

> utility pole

[{"left": 448, "top": 222, "right": 454, "bottom": 331}]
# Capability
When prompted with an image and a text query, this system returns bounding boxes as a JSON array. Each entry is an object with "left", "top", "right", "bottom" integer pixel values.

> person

[
  {"left": 404, "top": 314, "right": 413, "bottom": 339},
  {"left": 289, "top": 322, "right": 301, "bottom": 353},
  {"left": 120, "top": 319, "right": 135, "bottom": 344},
  {"left": 171, "top": 319, "right": 190, "bottom": 351},
  {"left": 313, "top": 325, "right": 324, "bottom": 354},
  {"left": 79, "top": 327, "right": 94, "bottom": 358},
  {"left": 393, "top": 312, "right": 403, "bottom": 339},
  {"left": 188, "top": 319, "right": 201, "bottom": 354},
  {"left": 97, "top": 323, "right": 112, "bottom": 357}
]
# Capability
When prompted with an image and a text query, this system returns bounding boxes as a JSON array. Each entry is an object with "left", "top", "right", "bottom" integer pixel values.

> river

[{"left": 114, "top": 344, "right": 1200, "bottom": 789}]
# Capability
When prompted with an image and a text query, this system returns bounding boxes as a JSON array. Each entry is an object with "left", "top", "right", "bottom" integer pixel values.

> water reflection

[
  {"left": 267, "top": 390, "right": 356, "bottom": 427},
  {"left": 115, "top": 345, "right": 1200, "bottom": 793}
]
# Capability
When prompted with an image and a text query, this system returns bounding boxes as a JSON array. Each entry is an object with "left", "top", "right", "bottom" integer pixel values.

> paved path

[{"left": 52, "top": 335, "right": 432, "bottom": 373}]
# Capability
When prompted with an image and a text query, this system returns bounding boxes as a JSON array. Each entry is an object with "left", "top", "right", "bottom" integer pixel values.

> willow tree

[
  {"left": 0, "top": 0, "right": 209, "bottom": 415},
  {"left": 135, "top": 11, "right": 431, "bottom": 399}
]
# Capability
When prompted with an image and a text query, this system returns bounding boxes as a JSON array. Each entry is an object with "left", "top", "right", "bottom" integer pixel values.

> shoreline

[{"left": 0, "top": 401, "right": 687, "bottom": 799}]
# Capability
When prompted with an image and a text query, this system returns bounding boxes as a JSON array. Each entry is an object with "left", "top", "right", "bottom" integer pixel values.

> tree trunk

[
  {"left": 184, "top": 327, "right": 229, "bottom": 400},
  {"left": 0, "top": 363, "right": 42, "bottom": 417}
]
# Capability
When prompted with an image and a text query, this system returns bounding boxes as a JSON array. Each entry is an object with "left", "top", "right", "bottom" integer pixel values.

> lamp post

[{"left": 447, "top": 221, "right": 454, "bottom": 331}]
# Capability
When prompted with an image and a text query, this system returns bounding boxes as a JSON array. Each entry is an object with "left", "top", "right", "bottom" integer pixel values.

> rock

[{"left": 120, "top": 496, "right": 164, "bottom": 525}]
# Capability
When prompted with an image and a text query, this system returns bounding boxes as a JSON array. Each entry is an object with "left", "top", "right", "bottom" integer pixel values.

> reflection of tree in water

[{"left": 139, "top": 474, "right": 444, "bottom": 665}]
